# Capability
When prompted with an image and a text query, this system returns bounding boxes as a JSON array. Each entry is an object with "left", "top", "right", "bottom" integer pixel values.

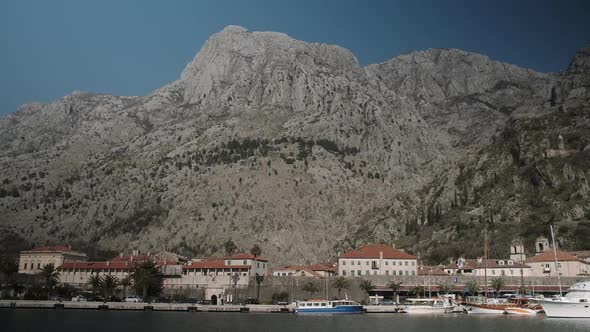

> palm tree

[
  {"left": 359, "top": 280, "right": 375, "bottom": 303},
  {"left": 101, "top": 275, "right": 119, "bottom": 300},
  {"left": 120, "top": 276, "right": 132, "bottom": 298},
  {"left": 88, "top": 275, "right": 102, "bottom": 297},
  {"left": 131, "top": 261, "right": 163, "bottom": 300},
  {"left": 490, "top": 277, "right": 506, "bottom": 298},
  {"left": 465, "top": 279, "right": 480, "bottom": 296},
  {"left": 38, "top": 263, "right": 60, "bottom": 300},
  {"left": 386, "top": 280, "right": 403, "bottom": 303},
  {"left": 302, "top": 281, "right": 320, "bottom": 299},
  {"left": 9, "top": 280, "right": 24, "bottom": 298},
  {"left": 331, "top": 276, "right": 350, "bottom": 299}
]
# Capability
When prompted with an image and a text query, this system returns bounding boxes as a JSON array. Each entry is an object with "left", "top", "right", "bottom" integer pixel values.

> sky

[{"left": 1, "top": 0, "right": 589, "bottom": 116}]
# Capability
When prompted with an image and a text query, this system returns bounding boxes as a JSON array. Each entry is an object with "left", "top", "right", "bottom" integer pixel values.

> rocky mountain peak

[{"left": 179, "top": 26, "right": 361, "bottom": 107}]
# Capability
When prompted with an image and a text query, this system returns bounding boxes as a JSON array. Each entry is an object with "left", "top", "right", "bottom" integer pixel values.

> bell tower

[{"left": 510, "top": 238, "right": 526, "bottom": 262}]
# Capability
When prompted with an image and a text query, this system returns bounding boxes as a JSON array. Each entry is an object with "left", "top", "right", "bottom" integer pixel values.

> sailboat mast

[
  {"left": 484, "top": 229, "right": 488, "bottom": 298},
  {"left": 550, "top": 225, "right": 563, "bottom": 296}
]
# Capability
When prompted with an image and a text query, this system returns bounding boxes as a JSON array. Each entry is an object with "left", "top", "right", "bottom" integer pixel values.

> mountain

[{"left": 0, "top": 26, "right": 588, "bottom": 264}]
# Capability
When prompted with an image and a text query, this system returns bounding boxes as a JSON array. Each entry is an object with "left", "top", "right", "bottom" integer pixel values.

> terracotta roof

[
  {"left": 418, "top": 266, "right": 449, "bottom": 276},
  {"left": 307, "top": 263, "right": 337, "bottom": 272},
  {"left": 339, "top": 244, "right": 417, "bottom": 260},
  {"left": 182, "top": 260, "right": 251, "bottom": 270},
  {"left": 26, "top": 245, "right": 84, "bottom": 254},
  {"left": 445, "top": 259, "right": 530, "bottom": 269},
  {"left": 570, "top": 251, "right": 590, "bottom": 259},
  {"left": 230, "top": 253, "right": 268, "bottom": 262},
  {"left": 525, "top": 250, "right": 583, "bottom": 263},
  {"left": 58, "top": 261, "right": 133, "bottom": 270},
  {"left": 111, "top": 255, "right": 153, "bottom": 262}
]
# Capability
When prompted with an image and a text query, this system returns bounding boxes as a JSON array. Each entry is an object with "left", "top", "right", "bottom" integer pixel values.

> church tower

[{"left": 510, "top": 238, "right": 526, "bottom": 262}]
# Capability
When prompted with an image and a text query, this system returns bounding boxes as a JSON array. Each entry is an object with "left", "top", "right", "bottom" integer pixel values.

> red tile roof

[
  {"left": 339, "top": 244, "right": 417, "bottom": 260},
  {"left": 111, "top": 255, "right": 153, "bottom": 262},
  {"left": 418, "top": 266, "right": 449, "bottom": 276},
  {"left": 57, "top": 261, "right": 133, "bottom": 270},
  {"left": 230, "top": 253, "right": 268, "bottom": 262},
  {"left": 26, "top": 245, "right": 83, "bottom": 254},
  {"left": 307, "top": 263, "right": 337, "bottom": 272},
  {"left": 525, "top": 250, "right": 583, "bottom": 263},
  {"left": 182, "top": 260, "right": 251, "bottom": 270}
]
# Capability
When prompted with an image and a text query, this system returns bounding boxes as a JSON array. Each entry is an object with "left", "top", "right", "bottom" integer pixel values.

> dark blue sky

[{"left": 1, "top": 0, "right": 589, "bottom": 116}]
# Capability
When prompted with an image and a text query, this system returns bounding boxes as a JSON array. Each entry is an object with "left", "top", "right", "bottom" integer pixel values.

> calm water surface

[{"left": 2, "top": 310, "right": 590, "bottom": 332}]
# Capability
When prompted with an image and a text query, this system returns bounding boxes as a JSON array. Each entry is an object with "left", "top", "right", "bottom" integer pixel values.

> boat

[
  {"left": 503, "top": 297, "right": 543, "bottom": 315},
  {"left": 294, "top": 299, "right": 364, "bottom": 314},
  {"left": 401, "top": 297, "right": 455, "bottom": 314},
  {"left": 538, "top": 281, "right": 590, "bottom": 318},
  {"left": 464, "top": 296, "right": 511, "bottom": 314}
]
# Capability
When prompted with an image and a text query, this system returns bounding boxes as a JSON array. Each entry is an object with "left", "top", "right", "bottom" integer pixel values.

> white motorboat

[
  {"left": 539, "top": 281, "right": 590, "bottom": 318},
  {"left": 401, "top": 297, "right": 454, "bottom": 314}
]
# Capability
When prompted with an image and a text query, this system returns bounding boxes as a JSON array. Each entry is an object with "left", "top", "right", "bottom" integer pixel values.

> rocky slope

[{"left": 0, "top": 26, "right": 587, "bottom": 264}]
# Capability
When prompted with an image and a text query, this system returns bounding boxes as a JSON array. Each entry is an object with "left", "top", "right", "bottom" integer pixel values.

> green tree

[
  {"left": 255, "top": 273, "right": 264, "bottom": 302},
  {"left": 410, "top": 285, "right": 425, "bottom": 298},
  {"left": 331, "top": 276, "right": 350, "bottom": 299},
  {"left": 0, "top": 257, "right": 19, "bottom": 282},
  {"left": 38, "top": 263, "right": 60, "bottom": 300},
  {"left": 224, "top": 240, "right": 238, "bottom": 256},
  {"left": 302, "top": 281, "right": 320, "bottom": 299},
  {"left": 465, "top": 279, "right": 480, "bottom": 296},
  {"left": 271, "top": 291, "right": 289, "bottom": 304},
  {"left": 131, "top": 261, "right": 163, "bottom": 300},
  {"left": 250, "top": 244, "right": 262, "bottom": 258},
  {"left": 437, "top": 282, "right": 453, "bottom": 296},
  {"left": 101, "top": 275, "right": 119, "bottom": 299},
  {"left": 120, "top": 276, "right": 132, "bottom": 298},
  {"left": 88, "top": 275, "right": 103, "bottom": 297},
  {"left": 359, "top": 280, "right": 375, "bottom": 303},
  {"left": 490, "top": 277, "right": 506, "bottom": 297},
  {"left": 9, "top": 280, "right": 24, "bottom": 298},
  {"left": 386, "top": 280, "right": 403, "bottom": 302}
]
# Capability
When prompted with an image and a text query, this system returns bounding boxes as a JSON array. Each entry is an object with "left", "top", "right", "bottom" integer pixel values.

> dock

[{"left": 0, "top": 300, "right": 293, "bottom": 313}]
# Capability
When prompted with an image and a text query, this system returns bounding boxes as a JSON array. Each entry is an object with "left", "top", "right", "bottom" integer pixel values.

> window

[
  {"left": 385, "top": 261, "right": 389, "bottom": 266},
  {"left": 342, "top": 261, "right": 346, "bottom": 266},
  {"left": 366, "top": 261, "right": 369, "bottom": 266},
  {"left": 342, "top": 270, "right": 347, "bottom": 276},
  {"left": 411, "top": 261, "right": 415, "bottom": 266},
  {"left": 365, "top": 270, "right": 370, "bottom": 275},
  {"left": 24, "top": 263, "right": 27, "bottom": 270},
  {"left": 357, "top": 270, "right": 362, "bottom": 276},
  {"left": 357, "top": 261, "right": 361, "bottom": 265},
  {"left": 373, "top": 271, "right": 377, "bottom": 275},
  {"left": 508, "top": 260, "right": 513, "bottom": 265},
  {"left": 385, "top": 270, "right": 389, "bottom": 275},
  {"left": 399, "top": 271, "right": 403, "bottom": 276},
  {"left": 371, "top": 261, "right": 378, "bottom": 269},
  {"left": 498, "top": 260, "right": 505, "bottom": 266},
  {"left": 243, "top": 260, "right": 247, "bottom": 265},
  {"left": 411, "top": 271, "right": 415, "bottom": 276},
  {"left": 393, "top": 261, "right": 396, "bottom": 266},
  {"left": 37, "top": 263, "right": 41, "bottom": 269},
  {"left": 227, "top": 260, "right": 231, "bottom": 265},
  {"left": 405, "top": 261, "right": 408, "bottom": 266}
]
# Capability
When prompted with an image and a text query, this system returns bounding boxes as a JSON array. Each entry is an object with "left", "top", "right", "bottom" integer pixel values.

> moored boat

[
  {"left": 294, "top": 299, "right": 364, "bottom": 314},
  {"left": 401, "top": 297, "right": 455, "bottom": 314},
  {"left": 464, "top": 296, "right": 510, "bottom": 314},
  {"left": 538, "top": 281, "right": 590, "bottom": 318}
]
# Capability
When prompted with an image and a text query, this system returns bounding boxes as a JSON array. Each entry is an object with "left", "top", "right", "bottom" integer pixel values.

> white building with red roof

[
  {"left": 338, "top": 244, "right": 417, "bottom": 277},
  {"left": 444, "top": 258, "right": 532, "bottom": 277},
  {"left": 525, "top": 250, "right": 590, "bottom": 277},
  {"left": 18, "top": 245, "right": 87, "bottom": 274},
  {"left": 180, "top": 252, "right": 269, "bottom": 304}
]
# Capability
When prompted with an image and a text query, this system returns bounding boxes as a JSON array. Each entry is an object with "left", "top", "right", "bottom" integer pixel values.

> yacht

[
  {"left": 401, "top": 298, "right": 454, "bottom": 314},
  {"left": 294, "top": 299, "right": 364, "bottom": 314},
  {"left": 503, "top": 297, "right": 542, "bottom": 315},
  {"left": 538, "top": 281, "right": 590, "bottom": 318}
]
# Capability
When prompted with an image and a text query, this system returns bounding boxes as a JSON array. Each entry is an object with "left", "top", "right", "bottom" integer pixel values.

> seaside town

[{"left": 1, "top": 234, "right": 589, "bottom": 316}]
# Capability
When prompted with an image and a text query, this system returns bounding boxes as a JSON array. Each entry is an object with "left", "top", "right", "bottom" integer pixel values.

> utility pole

[{"left": 484, "top": 229, "right": 488, "bottom": 298}]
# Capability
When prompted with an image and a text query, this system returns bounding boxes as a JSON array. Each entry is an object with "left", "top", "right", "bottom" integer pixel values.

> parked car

[
  {"left": 124, "top": 296, "right": 143, "bottom": 303},
  {"left": 378, "top": 299, "right": 397, "bottom": 305},
  {"left": 71, "top": 295, "right": 88, "bottom": 302}
]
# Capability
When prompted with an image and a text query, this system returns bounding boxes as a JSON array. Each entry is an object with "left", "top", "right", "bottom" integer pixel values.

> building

[
  {"left": 338, "top": 244, "right": 418, "bottom": 277},
  {"left": 18, "top": 245, "right": 87, "bottom": 274},
  {"left": 271, "top": 263, "right": 336, "bottom": 278},
  {"left": 57, "top": 261, "right": 134, "bottom": 286},
  {"left": 509, "top": 238, "right": 527, "bottom": 262},
  {"left": 181, "top": 253, "right": 269, "bottom": 304},
  {"left": 418, "top": 265, "right": 448, "bottom": 276},
  {"left": 444, "top": 258, "right": 532, "bottom": 277},
  {"left": 525, "top": 250, "right": 590, "bottom": 277}
]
